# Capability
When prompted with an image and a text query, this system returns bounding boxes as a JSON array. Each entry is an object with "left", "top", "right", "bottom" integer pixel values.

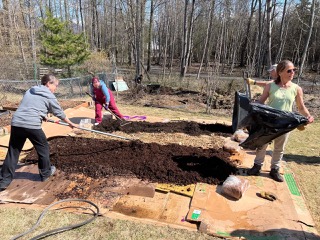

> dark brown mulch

[
  {"left": 25, "top": 136, "right": 236, "bottom": 199},
  {"left": 94, "top": 119, "right": 233, "bottom": 137}
]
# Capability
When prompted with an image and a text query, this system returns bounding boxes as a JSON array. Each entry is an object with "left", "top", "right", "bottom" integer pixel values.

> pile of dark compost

[
  {"left": 25, "top": 136, "right": 236, "bottom": 187},
  {"left": 94, "top": 119, "right": 233, "bottom": 137}
]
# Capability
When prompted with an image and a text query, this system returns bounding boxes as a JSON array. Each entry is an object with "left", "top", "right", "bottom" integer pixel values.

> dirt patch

[
  {"left": 94, "top": 119, "right": 233, "bottom": 138},
  {"left": 24, "top": 120, "right": 237, "bottom": 200},
  {"left": 0, "top": 111, "right": 12, "bottom": 127},
  {"left": 121, "top": 86, "right": 234, "bottom": 115},
  {"left": 25, "top": 136, "right": 236, "bottom": 199}
]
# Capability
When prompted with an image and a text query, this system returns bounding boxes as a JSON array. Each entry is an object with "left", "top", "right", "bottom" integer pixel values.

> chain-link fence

[{"left": 0, "top": 72, "right": 119, "bottom": 105}]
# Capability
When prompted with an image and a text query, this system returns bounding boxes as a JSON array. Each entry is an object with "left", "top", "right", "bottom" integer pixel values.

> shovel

[
  {"left": 47, "top": 119, "right": 133, "bottom": 141},
  {"left": 85, "top": 92, "right": 131, "bottom": 126},
  {"left": 242, "top": 71, "right": 252, "bottom": 100}
]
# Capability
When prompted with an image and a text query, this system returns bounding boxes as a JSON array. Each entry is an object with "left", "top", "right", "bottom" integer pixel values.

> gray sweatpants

[{"left": 254, "top": 133, "right": 290, "bottom": 169}]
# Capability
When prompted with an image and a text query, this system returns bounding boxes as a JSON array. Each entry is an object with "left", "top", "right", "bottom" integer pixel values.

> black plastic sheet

[
  {"left": 237, "top": 102, "right": 308, "bottom": 150},
  {"left": 232, "top": 91, "right": 251, "bottom": 132}
]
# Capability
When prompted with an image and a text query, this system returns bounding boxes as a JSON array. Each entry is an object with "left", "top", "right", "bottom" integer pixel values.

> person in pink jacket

[{"left": 90, "top": 76, "right": 124, "bottom": 124}]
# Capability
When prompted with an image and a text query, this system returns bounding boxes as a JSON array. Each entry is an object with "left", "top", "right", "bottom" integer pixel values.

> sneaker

[
  {"left": 269, "top": 168, "right": 284, "bottom": 182},
  {"left": 247, "top": 164, "right": 262, "bottom": 176},
  {"left": 41, "top": 165, "right": 56, "bottom": 182}
]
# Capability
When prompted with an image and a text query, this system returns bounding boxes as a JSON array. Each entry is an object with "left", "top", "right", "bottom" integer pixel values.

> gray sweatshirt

[{"left": 11, "top": 85, "right": 66, "bottom": 129}]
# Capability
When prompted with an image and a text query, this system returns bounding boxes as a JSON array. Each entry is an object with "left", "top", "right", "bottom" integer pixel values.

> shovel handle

[
  {"left": 47, "top": 119, "right": 69, "bottom": 126},
  {"left": 242, "top": 71, "right": 252, "bottom": 100},
  {"left": 47, "top": 119, "right": 133, "bottom": 140}
]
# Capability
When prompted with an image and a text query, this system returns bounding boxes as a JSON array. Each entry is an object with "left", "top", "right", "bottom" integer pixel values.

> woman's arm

[
  {"left": 100, "top": 82, "right": 110, "bottom": 103},
  {"left": 257, "top": 83, "right": 271, "bottom": 104},
  {"left": 295, "top": 86, "right": 314, "bottom": 123}
]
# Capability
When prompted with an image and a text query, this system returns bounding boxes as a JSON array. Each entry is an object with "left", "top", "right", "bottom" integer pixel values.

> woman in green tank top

[{"left": 247, "top": 60, "right": 314, "bottom": 182}]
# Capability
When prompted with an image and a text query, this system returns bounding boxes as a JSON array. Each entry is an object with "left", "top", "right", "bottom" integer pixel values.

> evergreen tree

[{"left": 39, "top": 10, "right": 90, "bottom": 77}]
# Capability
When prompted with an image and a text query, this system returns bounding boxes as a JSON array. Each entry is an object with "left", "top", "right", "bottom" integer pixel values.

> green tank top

[{"left": 268, "top": 82, "right": 298, "bottom": 111}]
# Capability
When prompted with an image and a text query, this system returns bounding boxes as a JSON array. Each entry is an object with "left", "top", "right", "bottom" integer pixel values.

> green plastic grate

[{"left": 284, "top": 173, "right": 301, "bottom": 196}]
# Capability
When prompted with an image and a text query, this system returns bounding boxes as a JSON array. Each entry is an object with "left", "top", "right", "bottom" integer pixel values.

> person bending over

[
  {"left": 90, "top": 76, "right": 124, "bottom": 124},
  {"left": 0, "top": 74, "right": 76, "bottom": 191}
]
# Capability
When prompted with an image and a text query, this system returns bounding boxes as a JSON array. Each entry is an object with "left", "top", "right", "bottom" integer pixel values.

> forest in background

[{"left": 0, "top": 0, "right": 319, "bottom": 81}]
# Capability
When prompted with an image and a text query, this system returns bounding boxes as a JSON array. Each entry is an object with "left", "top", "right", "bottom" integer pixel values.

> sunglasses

[{"left": 287, "top": 68, "right": 297, "bottom": 73}]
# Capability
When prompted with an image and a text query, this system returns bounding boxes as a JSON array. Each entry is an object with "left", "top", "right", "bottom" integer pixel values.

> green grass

[{"left": 284, "top": 121, "right": 320, "bottom": 231}]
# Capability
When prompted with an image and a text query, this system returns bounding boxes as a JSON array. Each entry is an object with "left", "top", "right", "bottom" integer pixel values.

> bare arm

[
  {"left": 295, "top": 86, "right": 314, "bottom": 123},
  {"left": 257, "top": 83, "right": 271, "bottom": 104},
  {"left": 246, "top": 78, "right": 274, "bottom": 87}
]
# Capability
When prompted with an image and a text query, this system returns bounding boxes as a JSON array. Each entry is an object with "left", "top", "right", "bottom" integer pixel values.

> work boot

[
  {"left": 0, "top": 183, "right": 8, "bottom": 192},
  {"left": 0, "top": 180, "right": 10, "bottom": 192},
  {"left": 269, "top": 168, "right": 284, "bottom": 182},
  {"left": 247, "top": 164, "right": 262, "bottom": 176},
  {"left": 41, "top": 165, "right": 57, "bottom": 182}
]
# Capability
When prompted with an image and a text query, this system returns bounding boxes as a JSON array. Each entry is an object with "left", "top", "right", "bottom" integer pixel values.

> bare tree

[
  {"left": 180, "top": 0, "right": 195, "bottom": 78},
  {"left": 239, "top": 0, "right": 258, "bottom": 67},
  {"left": 298, "top": 0, "right": 316, "bottom": 83},
  {"left": 196, "top": 0, "right": 215, "bottom": 80}
]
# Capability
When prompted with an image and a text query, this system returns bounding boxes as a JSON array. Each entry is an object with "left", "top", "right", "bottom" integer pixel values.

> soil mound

[
  {"left": 26, "top": 136, "right": 236, "bottom": 187},
  {"left": 94, "top": 120, "right": 233, "bottom": 137}
]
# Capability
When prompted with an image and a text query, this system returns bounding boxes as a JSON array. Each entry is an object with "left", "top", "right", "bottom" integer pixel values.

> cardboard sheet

[
  {"left": 186, "top": 150, "right": 319, "bottom": 239},
  {"left": 0, "top": 164, "right": 70, "bottom": 205},
  {"left": 112, "top": 191, "right": 196, "bottom": 230}
]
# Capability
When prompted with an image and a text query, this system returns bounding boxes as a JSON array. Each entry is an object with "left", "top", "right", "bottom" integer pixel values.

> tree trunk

[
  {"left": 239, "top": 0, "right": 257, "bottom": 67},
  {"left": 298, "top": 0, "right": 316, "bottom": 83},
  {"left": 197, "top": 0, "right": 215, "bottom": 79},
  {"left": 180, "top": 0, "right": 195, "bottom": 79},
  {"left": 79, "top": 0, "right": 85, "bottom": 32},
  {"left": 135, "top": 0, "right": 141, "bottom": 76},
  {"left": 265, "top": 0, "right": 273, "bottom": 67},
  {"left": 275, "top": 0, "right": 287, "bottom": 63},
  {"left": 180, "top": 0, "right": 189, "bottom": 78},
  {"left": 147, "top": 0, "right": 154, "bottom": 72}
]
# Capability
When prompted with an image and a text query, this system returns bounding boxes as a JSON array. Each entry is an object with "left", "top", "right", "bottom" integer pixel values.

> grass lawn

[{"left": 285, "top": 121, "right": 320, "bottom": 231}]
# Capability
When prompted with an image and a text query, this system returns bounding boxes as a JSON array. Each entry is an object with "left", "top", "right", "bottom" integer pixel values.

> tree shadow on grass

[{"left": 284, "top": 154, "right": 320, "bottom": 165}]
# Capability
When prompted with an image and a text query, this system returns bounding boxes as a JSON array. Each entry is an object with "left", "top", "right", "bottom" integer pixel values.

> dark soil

[
  {"left": 94, "top": 119, "right": 233, "bottom": 137},
  {"left": 26, "top": 136, "right": 236, "bottom": 186}
]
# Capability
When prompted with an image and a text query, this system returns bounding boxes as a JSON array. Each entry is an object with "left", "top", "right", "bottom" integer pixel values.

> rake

[{"left": 47, "top": 119, "right": 133, "bottom": 141}]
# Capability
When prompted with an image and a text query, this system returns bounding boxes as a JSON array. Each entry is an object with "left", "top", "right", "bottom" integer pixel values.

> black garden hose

[{"left": 11, "top": 198, "right": 100, "bottom": 240}]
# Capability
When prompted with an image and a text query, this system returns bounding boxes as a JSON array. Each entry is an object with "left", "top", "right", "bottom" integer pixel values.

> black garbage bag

[
  {"left": 238, "top": 102, "right": 308, "bottom": 150},
  {"left": 232, "top": 91, "right": 251, "bottom": 132}
]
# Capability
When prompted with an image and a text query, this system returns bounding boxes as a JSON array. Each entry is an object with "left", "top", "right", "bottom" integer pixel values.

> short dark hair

[{"left": 41, "top": 74, "right": 57, "bottom": 85}]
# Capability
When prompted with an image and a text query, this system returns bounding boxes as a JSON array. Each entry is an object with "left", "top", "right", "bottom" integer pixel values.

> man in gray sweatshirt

[{"left": 0, "top": 74, "right": 76, "bottom": 191}]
